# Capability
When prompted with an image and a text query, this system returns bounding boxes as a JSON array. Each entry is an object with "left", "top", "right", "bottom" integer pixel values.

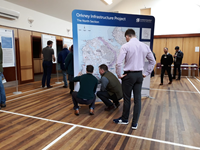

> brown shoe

[
  {"left": 159, "top": 83, "right": 163, "bottom": 86},
  {"left": 168, "top": 81, "right": 172, "bottom": 84},
  {"left": 74, "top": 109, "right": 79, "bottom": 116},
  {"left": 89, "top": 108, "right": 94, "bottom": 115},
  {"left": 104, "top": 105, "right": 115, "bottom": 111}
]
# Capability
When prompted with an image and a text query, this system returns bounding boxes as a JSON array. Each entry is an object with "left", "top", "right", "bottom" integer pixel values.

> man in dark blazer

[
  {"left": 41, "top": 40, "right": 55, "bottom": 88},
  {"left": 173, "top": 46, "right": 184, "bottom": 80},
  {"left": 160, "top": 47, "right": 173, "bottom": 85}
]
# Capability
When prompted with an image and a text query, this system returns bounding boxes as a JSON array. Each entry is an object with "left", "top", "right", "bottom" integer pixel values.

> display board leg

[{"left": 55, "top": 63, "right": 62, "bottom": 84}]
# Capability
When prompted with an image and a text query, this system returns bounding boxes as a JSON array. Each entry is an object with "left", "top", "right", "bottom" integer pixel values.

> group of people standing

[
  {"left": 159, "top": 46, "right": 184, "bottom": 85},
  {"left": 41, "top": 42, "right": 74, "bottom": 93},
  {"left": 41, "top": 29, "right": 156, "bottom": 130}
]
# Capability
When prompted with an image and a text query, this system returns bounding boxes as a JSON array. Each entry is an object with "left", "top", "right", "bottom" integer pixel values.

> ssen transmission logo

[{"left": 136, "top": 18, "right": 152, "bottom": 23}]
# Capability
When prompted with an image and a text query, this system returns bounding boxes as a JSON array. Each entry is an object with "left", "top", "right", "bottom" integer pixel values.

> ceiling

[{"left": 5, "top": 0, "right": 123, "bottom": 22}]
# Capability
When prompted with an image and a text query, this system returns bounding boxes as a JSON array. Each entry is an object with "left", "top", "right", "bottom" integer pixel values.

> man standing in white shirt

[{"left": 113, "top": 29, "right": 156, "bottom": 130}]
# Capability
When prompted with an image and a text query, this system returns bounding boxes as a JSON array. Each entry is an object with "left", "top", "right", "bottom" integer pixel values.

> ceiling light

[{"left": 103, "top": 0, "right": 113, "bottom": 5}]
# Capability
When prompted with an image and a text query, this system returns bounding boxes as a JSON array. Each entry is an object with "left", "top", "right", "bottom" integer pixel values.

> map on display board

[
  {"left": 41, "top": 34, "right": 57, "bottom": 63},
  {"left": 63, "top": 38, "right": 73, "bottom": 49},
  {"left": 72, "top": 10, "right": 155, "bottom": 97},
  {"left": 0, "top": 28, "right": 15, "bottom": 68}
]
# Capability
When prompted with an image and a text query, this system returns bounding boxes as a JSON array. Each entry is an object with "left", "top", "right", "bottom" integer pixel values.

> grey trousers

[{"left": 121, "top": 71, "right": 143, "bottom": 125}]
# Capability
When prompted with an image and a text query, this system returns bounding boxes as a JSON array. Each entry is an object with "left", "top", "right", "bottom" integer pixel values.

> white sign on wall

[
  {"left": 195, "top": 47, "right": 199, "bottom": 52},
  {"left": 63, "top": 38, "right": 73, "bottom": 49},
  {"left": 41, "top": 34, "right": 57, "bottom": 63},
  {"left": 0, "top": 28, "right": 15, "bottom": 68}
]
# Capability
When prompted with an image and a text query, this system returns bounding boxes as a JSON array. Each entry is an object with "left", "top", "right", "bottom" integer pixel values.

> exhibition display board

[
  {"left": 72, "top": 10, "right": 155, "bottom": 98},
  {"left": 63, "top": 38, "right": 73, "bottom": 49},
  {"left": 0, "top": 28, "right": 15, "bottom": 68}
]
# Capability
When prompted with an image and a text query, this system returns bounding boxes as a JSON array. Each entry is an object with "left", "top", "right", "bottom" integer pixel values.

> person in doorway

[
  {"left": 173, "top": 46, "right": 184, "bottom": 80},
  {"left": 58, "top": 44, "right": 70, "bottom": 88},
  {"left": 65, "top": 45, "right": 74, "bottom": 94},
  {"left": 113, "top": 29, "right": 156, "bottom": 130},
  {"left": 160, "top": 47, "right": 173, "bottom": 85},
  {"left": 41, "top": 40, "right": 55, "bottom": 88},
  {"left": 0, "top": 43, "right": 6, "bottom": 109},
  {"left": 97, "top": 64, "right": 123, "bottom": 111},
  {"left": 72, "top": 65, "right": 98, "bottom": 116}
]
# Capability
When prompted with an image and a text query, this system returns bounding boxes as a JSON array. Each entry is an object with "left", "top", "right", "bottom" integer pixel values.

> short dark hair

[
  {"left": 86, "top": 65, "right": 94, "bottom": 73},
  {"left": 175, "top": 46, "right": 179, "bottom": 50},
  {"left": 47, "top": 40, "right": 53, "bottom": 46},
  {"left": 71, "top": 45, "right": 73, "bottom": 52},
  {"left": 99, "top": 64, "right": 108, "bottom": 71},
  {"left": 125, "top": 29, "right": 135, "bottom": 37}
]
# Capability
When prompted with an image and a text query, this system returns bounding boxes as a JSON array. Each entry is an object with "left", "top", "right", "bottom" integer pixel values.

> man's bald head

[{"left": 63, "top": 44, "right": 68, "bottom": 48}]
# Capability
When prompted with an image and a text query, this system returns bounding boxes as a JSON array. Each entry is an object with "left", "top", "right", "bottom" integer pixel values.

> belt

[{"left": 124, "top": 71, "right": 142, "bottom": 74}]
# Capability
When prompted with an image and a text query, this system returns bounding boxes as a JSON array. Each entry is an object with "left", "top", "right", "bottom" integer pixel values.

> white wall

[
  {"left": 110, "top": 0, "right": 200, "bottom": 35},
  {"left": 0, "top": 0, "right": 72, "bottom": 37}
]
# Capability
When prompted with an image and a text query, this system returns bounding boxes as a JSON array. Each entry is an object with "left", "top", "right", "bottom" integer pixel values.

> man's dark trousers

[
  {"left": 121, "top": 71, "right": 143, "bottom": 126},
  {"left": 42, "top": 60, "right": 53, "bottom": 87},
  {"left": 161, "top": 66, "right": 172, "bottom": 83},
  {"left": 173, "top": 64, "right": 181, "bottom": 79},
  {"left": 72, "top": 92, "right": 95, "bottom": 109},
  {"left": 97, "top": 91, "right": 119, "bottom": 106}
]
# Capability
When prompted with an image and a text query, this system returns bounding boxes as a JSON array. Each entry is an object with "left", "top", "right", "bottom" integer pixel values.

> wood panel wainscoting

[
  {"left": 18, "top": 29, "right": 34, "bottom": 83},
  {"left": 153, "top": 33, "right": 200, "bottom": 75}
]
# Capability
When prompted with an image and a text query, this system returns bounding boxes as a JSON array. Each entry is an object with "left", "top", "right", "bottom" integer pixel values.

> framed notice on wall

[
  {"left": 41, "top": 34, "right": 57, "bottom": 63},
  {"left": 63, "top": 38, "right": 73, "bottom": 49},
  {"left": 0, "top": 28, "right": 15, "bottom": 68}
]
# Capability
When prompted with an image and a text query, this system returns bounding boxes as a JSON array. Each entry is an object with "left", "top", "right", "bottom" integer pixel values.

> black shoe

[
  {"left": 159, "top": 83, "right": 163, "bottom": 86},
  {"left": 115, "top": 103, "right": 120, "bottom": 108},
  {"left": 176, "top": 78, "right": 180, "bottom": 80},
  {"left": 168, "top": 81, "right": 172, "bottom": 84},
  {"left": 172, "top": 77, "right": 175, "bottom": 79},
  {"left": 42, "top": 86, "right": 45, "bottom": 88},
  {"left": 47, "top": 86, "right": 53, "bottom": 88},
  {"left": 63, "top": 86, "right": 68, "bottom": 88},
  {"left": 104, "top": 105, "right": 115, "bottom": 111},
  {"left": 70, "top": 90, "right": 73, "bottom": 94},
  {"left": 1, "top": 104, "right": 6, "bottom": 108}
]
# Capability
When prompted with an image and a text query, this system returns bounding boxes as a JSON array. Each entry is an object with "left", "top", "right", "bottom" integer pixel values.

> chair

[
  {"left": 181, "top": 63, "right": 189, "bottom": 76},
  {"left": 155, "top": 63, "right": 161, "bottom": 75},
  {"left": 191, "top": 63, "right": 199, "bottom": 77}
]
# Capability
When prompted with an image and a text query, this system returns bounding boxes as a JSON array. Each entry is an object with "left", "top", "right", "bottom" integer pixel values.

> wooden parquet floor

[{"left": 0, "top": 76, "right": 200, "bottom": 150}]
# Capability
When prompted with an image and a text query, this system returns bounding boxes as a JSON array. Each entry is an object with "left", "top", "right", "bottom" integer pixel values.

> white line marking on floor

[
  {"left": 6, "top": 85, "right": 63, "bottom": 103},
  {"left": 195, "top": 77, "right": 200, "bottom": 82},
  {"left": 0, "top": 110, "right": 199, "bottom": 150},
  {"left": 187, "top": 77, "right": 200, "bottom": 94},
  {"left": 6, "top": 83, "right": 63, "bottom": 98},
  {"left": 150, "top": 88, "right": 198, "bottom": 94},
  {"left": 42, "top": 125, "right": 76, "bottom": 150}
]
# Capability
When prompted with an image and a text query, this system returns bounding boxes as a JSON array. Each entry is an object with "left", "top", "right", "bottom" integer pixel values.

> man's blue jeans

[
  {"left": 62, "top": 70, "right": 68, "bottom": 86},
  {"left": 0, "top": 73, "right": 6, "bottom": 105}
]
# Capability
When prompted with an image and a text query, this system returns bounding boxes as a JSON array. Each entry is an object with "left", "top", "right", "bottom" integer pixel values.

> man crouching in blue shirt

[{"left": 72, "top": 65, "right": 98, "bottom": 116}]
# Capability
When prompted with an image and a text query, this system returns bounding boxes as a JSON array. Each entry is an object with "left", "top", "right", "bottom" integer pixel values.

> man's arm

[
  {"left": 161, "top": 55, "right": 163, "bottom": 66},
  {"left": 170, "top": 55, "right": 173, "bottom": 65},
  {"left": 73, "top": 76, "right": 81, "bottom": 82},
  {"left": 144, "top": 49, "right": 156, "bottom": 77},
  {"left": 177, "top": 52, "right": 183, "bottom": 59},
  {"left": 116, "top": 45, "right": 127, "bottom": 78},
  {"left": 100, "top": 76, "right": 109, "bottom": 91},
  {"left": 64, "top": 53, "right": 72, "bottom": 70}
]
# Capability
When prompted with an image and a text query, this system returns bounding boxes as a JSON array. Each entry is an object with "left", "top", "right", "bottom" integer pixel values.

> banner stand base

[
  {"left": 55, "top": 82, "right": 62, "bottom": 84},
  {"left": 13, "top": 91, "right": 22, "bottom": 95}
]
